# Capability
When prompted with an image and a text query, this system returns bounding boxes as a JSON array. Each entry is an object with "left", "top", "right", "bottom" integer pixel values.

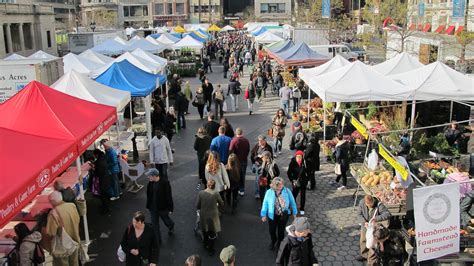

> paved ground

[{"left": 86, "top": 63, "right": 365, "bottom": 265}]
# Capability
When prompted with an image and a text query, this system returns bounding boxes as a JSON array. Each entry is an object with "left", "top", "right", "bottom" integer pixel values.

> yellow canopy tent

[
  {"left": 208, "top": 24, "right": 221, "bottom": 32},
  {"left": 174, "top": 25, "right": 186, "bottom": 33}
]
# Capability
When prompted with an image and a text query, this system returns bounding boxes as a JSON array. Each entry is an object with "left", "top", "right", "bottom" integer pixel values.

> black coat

[
  {"left": 227, "top": 80, "right": 241, "bottom": 95},
  {"left": 121, "top": 224, "right": 159, "bottom": 266},
  {"left": 287, "top": 158, "right": 309, "bottom": 185},
  {"left": 290, "top": 131, "right": 308, "bottom": 151},
  {"left": 164, "top": 114, "right": 176, "bottom": 135},
  {"left": 204, "top": 121, "right": 220, "bottom": 139},
  {"left": 174, "top": 93, "right": 188, "bottom": 112},
  {"left": 202, "top": 83, "right": 214, "bottom": 100},
  {"left": 93, "top": 155, "right": 111, "bottom": 191},
  {"left": 194, "top": 135, "right": 212, "bottom": 162},
  {"left": 304, "top": 141, "right": 320, "bottom": 171},
  {"left": 335, "top": 141, "right": 350, "bottom": 170},
  {"left": 146, "top": 179, "right": 174, "bottom": 212},
  {"left": 276, "top": 233, "right": 318, "bottom": 266},
  {"left": 250, "top": 143, "right": 273, "bottom": 165}
]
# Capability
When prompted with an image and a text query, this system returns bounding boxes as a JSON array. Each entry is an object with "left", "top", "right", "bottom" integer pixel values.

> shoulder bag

[{"left": 51, "top": 209, "right": 79, "bottom": 258}]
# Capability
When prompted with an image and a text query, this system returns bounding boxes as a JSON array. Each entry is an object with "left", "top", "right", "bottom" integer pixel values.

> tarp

[
  {"left": 174, "top": 25, "right": 186, "bottom": 33},
  {"left": 63, "top": 53, "right": 103, "bottom": 75},
  {"left": 298, "top": 55, "right": 350, "bottom": 84},
  {"left": 252, "top": 27, "right": 267, "bottom": 36},
  {"left": 208, "top": 24, "right": 221, "bottom": 32},
  {"left": 221, "top": 25, "right": 235, "bottom": 31},
  {"left": 373, "top": 52, "right": 424, "bottom": 76},
  {"left": 51, "top": 70, "right": 131, "bottom": 111},
  {"left": 307, "top": 61, "right": 413, "bottom": 102},
  {"left": 113, "top": 36, "right": 128, "bottom": 45},
  {"left": 156, "top": 32, "right": 180, "bottom": 44},
  {"left": 3, "top": 53, "right": 26, "bottom": 60},
  {"left": 28, "top": 50, "right": 58, "bottom": 60},
  {"left": 93, "top": 52, "right": 163, "bottom": 76},
  {"left": 186, "top": 32, "right": 207, "bottom": 43},
  {"left": 389, "top": 61, "right": 474, "bottom": 101},
  {"left": 94, "top": 59, "right": 166, "bottom": 97},
  {"left": 124, "top": 38, "right": 166, "bottom": 54},
  {"left": 254, "top": 31, "right": 283, "bottom": 44},
  {"left": 91, "top": 39, "right": 126, "bottom": 55},
  {"left": 131, "top": 48, "right": 168, "bottom": 68},
  {"left": 79, "top": 49, "right": 114, "bottom": 65},
  {"left": 0, "top": 80, "right": 117, "bottom": 229},
  {"left": 273, "top": 42, "right": 329, "bottom": 67},
  {"left": 172, "top": 35, "right": 204, "bottom": 50},
  {"left": 196, "top": 29, "right": 210, "bottom": 39},
  {"left": 266, "top": 40, "right": 294, "bottom": 56}
]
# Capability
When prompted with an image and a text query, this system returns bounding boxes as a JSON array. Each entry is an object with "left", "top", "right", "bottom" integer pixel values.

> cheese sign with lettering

[
  {"left": 350, "top": 116, "right": 368, "bottom": 139},
  {"left": 378, "top": 144, "right": 409, "bottom": 181}
]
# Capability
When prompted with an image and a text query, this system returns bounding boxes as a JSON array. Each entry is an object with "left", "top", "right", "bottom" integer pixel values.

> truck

[
  {"left": 291, "top": 27, "right": 329, "bottom": 46},
  {"left": 68, "top": 31, "right": 124, "bottom": 54},
  {"left": 0, "top": 58, "right": 63, "bottom": 102}
]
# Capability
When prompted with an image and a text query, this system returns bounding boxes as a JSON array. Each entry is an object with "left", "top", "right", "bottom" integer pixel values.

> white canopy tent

[
  {"left": 79, "top": 49, "right": 114, "bottom": 65},
  {"left": 254, "top": 31, "right": 283, "bottom": 44},
  {"left": 3, "top": 53, "right": 26, "bottom": 60},
  {"left": 156, "top": 33, "right": 179, "bottom": 45},
  {"left": 113, "top": 36, "right": 128, "bottom": 45},
  {"left": 63, "top": 53, "right": 104, "bottom": 75},
  {"left": 124, "top": 38, "right": 166, "bottom": 54},
  {"left": 92, "top": 52, "right": 162, "bottom": 77},
  {"left": 131, "top": 48, "right": 167, "bottom": 69},
  {"left": 172, "top": 35, "right": 204, "bottom": 50},
  {"left": 51, "top": 70, "right": 131, "bottom": 111},
  {"left": 91, "top": 39, "right": 126, "bottom": 55},
  {"left": 299, "top": 55, "right": 350, "bottom": 84},
  {"left": 221, "top": 25, "right": 235, "bottom": 31},
  {"left": 145, "top": 36, "right": 161, "bottom": 45},
  {"left": 245, "top": 22, "right": 278, "bottom": 32},
  {"left": 307, "top": 61, "right": 413, "bottom": 102},
  {"left": 28, "top": 50, "right": 58, "bottom": 60},
  {"left": 372, "top": 52, "right": 424, "bottom": 76},
  {"left": 154, "top": 27, "right": 167, "bottom": 33},
  {"left": 184, "top": 24, "right": 209, "bottom": 32},
  {"left": 125, "top": 27, "right": 136, "bottom": 36}
]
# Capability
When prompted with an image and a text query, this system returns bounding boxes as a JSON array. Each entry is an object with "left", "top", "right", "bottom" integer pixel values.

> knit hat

[
  {"left": 293, "top": 121, "right": 302, "bottom": 128},
  {"left": 220, "top": 245, "right": 237, "bottom": 265},
  {"left": 295, "top": 150, "right": 304, "bottom": 157},
  {"left": 293, "top": 217, "right": 311, "bottom": 232},
  {"left": 144, "top": 168, "right": 160, "bottom": 177}
]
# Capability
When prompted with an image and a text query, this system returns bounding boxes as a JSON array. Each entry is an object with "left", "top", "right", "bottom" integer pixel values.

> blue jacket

[
  {"left": 210, "top": 135, "right": 232, "bottom": 163},
  {"left": 261, "top": 187, "right": 297, "bottom": 220},
  {"left": 105, "top": 148, "right": 120, "bottom": 175}
]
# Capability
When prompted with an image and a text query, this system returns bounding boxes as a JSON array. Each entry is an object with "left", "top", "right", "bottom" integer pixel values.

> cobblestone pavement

[{"left": 86, "top": 63, "right": 365, "bottom": 265}]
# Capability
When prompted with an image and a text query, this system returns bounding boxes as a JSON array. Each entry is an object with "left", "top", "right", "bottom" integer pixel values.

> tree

[
  {"left": 242, "top": 5, "right": 256, "bottom": 22},
  {"left": 92, "top": 9, "right": 118, "bottom": 29}
]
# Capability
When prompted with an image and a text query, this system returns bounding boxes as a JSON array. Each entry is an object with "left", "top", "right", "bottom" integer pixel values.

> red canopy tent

[{"left": 0, "top": 81, "right": 117, "bottom": 228}]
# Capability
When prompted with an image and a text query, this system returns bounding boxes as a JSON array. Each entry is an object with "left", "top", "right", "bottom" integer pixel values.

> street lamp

[
  {"left": 75, "top": 16, "right": 79, "bottom": 33},
  {"left": 90, "top": 21, "right": 96, "bottom": 32}
]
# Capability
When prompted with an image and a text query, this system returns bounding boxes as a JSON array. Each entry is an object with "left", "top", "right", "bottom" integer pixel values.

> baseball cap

[
  {"left": 293, "top": 217, "right": 311, "bottom": 232},
  {"left": 144, "top": 168, "right": 160, "bottom": 177},
  {"left": 220, "top": 245, "right": 237, "bottom": 265}
]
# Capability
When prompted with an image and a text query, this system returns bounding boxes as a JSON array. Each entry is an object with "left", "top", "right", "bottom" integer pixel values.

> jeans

[
  {"left": 110, "top": 173, "right": 121, "bottom": 197},
  {"left": 149, "top": 210, "right": 174, "bottom": 243},
  {"left": 230, "top": 94, "right": 239, "bottom": 111},
  {"left": 293, "top": 98, "right": 300, "bottom": 113},
  {"left": 239, "top": 164, "right": 247, "bottom": 193},
  {"left": 155, "top": 163, "right": 169, "bottom": 180},
  {"left": 281, "top": 100, "right": 289, "bottom": 116},
  {"left": 214, "top": 101, "right": 224, "bottom": 119},
  {"left": 274, "top": 137, "right": 283, "bottom": 154},
  {"left": 268, "top": 213, "right": 289, "bottom": 245},
  {"left": 292, "top": 184, "right": 307, "bottom": 211},
  {"left": 336, "top": 170, "right": 347, "bottom": 186},
  {"left": 247, "top": 99, "right": 254, "bottom": 112},
  {"left": 226, "top": 188, "right": 239, "bottom": 209},
  {"left": 196, "top": 104, "right": 205, "bottom": 120},
  {"left": 177, "top": 111, "right": 186, "bottom": 129}
]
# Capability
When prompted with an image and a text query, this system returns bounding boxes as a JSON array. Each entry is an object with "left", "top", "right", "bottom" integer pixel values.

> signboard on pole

[
  {"left": 350, "top": 116, "right": 368, "bottom": 139},
  {"left": 322, "top": 0, "right": 331, "bottom": 18},
  {"left": 453, "top": 0, "right": 466, "bottom": 17},
  {"left": 378, "top": 144, "right": 409, "bottom": 181},
  {"left": 413, "top": 183, "right": 460, "bottom": 262}
]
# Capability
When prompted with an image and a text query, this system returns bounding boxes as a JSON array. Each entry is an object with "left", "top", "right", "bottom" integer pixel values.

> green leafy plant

[{"left": 366, "top": 103, "right": 378, "bottom": 120}]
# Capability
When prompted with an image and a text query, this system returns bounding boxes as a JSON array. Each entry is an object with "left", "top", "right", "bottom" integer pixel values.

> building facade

[
  {"left": 189, "top": 0, "right": 224, "bottom": 24},
  {"left": 0, "top": 3, "right": 57, "bottom": 58},
  {"left": 152, "top": 0, "right": 188, "bottom": 26},
  {"left": 254, "top": 0, "right": 292, "bottom": 22}
]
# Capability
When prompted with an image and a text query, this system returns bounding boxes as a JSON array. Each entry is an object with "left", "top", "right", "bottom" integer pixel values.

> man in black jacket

[
  {"left": 145, "top": 168, "right": 175, "bottom": 244},
  {"left": 203, "top": 113, "right": 220, "bottom": 139},
  {"left": 289, "top": 122, "right": 308, "bottom": 151},
  {"left": 202, "top": 78, "right": 214, "bottom": 111},
  {"left": 92, "top": 149, "right": 111, "bottom": 214},
  {"left": 174, "top": 91, "right": 188, "bottom": 129},
  {"left": 304, "top": 133, "right": 320, "bottom": 190},
  {"left": 276, "top": 217, "right": 318, "bottom": 266}
]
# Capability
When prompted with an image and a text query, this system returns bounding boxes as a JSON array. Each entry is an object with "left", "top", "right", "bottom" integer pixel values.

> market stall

[
  {"left": 272, "top": 42, "right": 329, "bottom": 67},
  {"left": 93, "top": 52, "right": 164, "bottom": 75},
  {"left": 254, "top": 31, "right": 283, "bottom": 45},
  {"left": 91, "top": 39, "right": 127, "bottom": 56},
  {"left": 372, "top": 52, "right": 424, "bottom": 76},
  {"left": 79, "top": 49, "right": 114, "bottom": 65},
  {"left": 124, "top": 38, "right": 167, "bottom": 54},
  {"left": 63, "top": 53, "right": 104, "bottom": 75},
  {"left": 172, "top": 35, "right": 204, "bottom": 51}
]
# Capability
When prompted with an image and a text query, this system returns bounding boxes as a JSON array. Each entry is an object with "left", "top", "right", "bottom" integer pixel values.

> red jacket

[{"left": 229, "top": 136, "right": 250, "bottom": 165}]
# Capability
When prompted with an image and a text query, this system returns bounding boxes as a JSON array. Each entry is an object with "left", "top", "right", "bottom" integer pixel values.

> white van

[{"left": 309, "top": 44, "right": 359, "bottom": 60}]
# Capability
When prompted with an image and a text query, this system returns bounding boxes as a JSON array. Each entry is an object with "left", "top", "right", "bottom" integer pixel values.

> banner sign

[
  {"left": 350, "top": 116, "right": 368, "bottom": 139},
  {"left": 453, "top": 0, "right": 466, "bottom": 17},
  {"left": 413, "top": 183, "right": 460, "bottom": 262},
  {"left": 419, "top": 2, "right": 425, "bottom": 16},
  {"left": 378, "top": 144, "right": 409, "bottom": 181},
  {"left": 322, "top": 0, "right": 331, "bottom": 18}
]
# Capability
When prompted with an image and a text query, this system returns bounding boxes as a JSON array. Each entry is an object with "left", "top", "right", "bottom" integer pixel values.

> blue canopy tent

[
  {"left": 196, "top": 28, "right": 211, "bottom": 39},
  {"left": 149, "top": 33, "right": 161, "bottom": 39},
  {"left": 186, "top": 32, "right": 207, "bottom": 43},
  {"left": 94, "top": 59, "right": 166, "bottom": 150},
  {"left": 252, "top": 27, "right": 267, "bottom": 36},
  {"left": 171, "top": 33, "right": 183, "bottom": 39},
  {"left": 273, "top": 42, "right": 329, "bottom": 67},
  {"left": 268, "top": 40, "right": 294, "bottom": 55}
]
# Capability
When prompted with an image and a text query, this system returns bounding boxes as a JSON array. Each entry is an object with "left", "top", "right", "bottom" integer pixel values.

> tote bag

[{"left": 51, "top": 210, "right": 79, "bottom": 258}]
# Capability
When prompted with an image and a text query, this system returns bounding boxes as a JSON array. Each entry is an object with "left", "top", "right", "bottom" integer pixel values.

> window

[
  {"left": 167, "top": 3, "right": 173, "bottom": 14},
  {"left": 143, "top": 5, "right": 148, "bottom": 16},
  {"left": 124, "top": 6, "right": 130, "bottom": 17},
  {"left": 46, "top": 30, "right": 52, "bottom": 48},
  {"left": 176, "top": 3, "right": 184, "bottom": 14},
  {"left": 261, "top": 3, "right": 286, "bottom": 14},
  {"left": 328, "top": 47, "right": 333, "bottom": 53},
  {"left": 261, "top": 3, "right": 269, "bottom": 13},
  {"left": 130, "top": 6, "right": 143, "bottom": 17},
  {"left": 278, "top": 3, "right": 286, "bottom": 13},
  {"left": 155, "top": 3, "right": 164, "bottom": 15}
]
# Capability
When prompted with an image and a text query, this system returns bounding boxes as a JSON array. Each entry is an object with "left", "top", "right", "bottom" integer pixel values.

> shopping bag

[
  {"left": 334, "top": 163, "right": 342, "bottom": 175},
  {"left": 79, "top": 243, "right": 90, "bottom": 264},
  {"left": 365, "top": 219, "right": 375, "bottom": 249},
  {"left": 51, "top": 209, "right": 79, "bottom": 258},
  {"left": 117, "top": 245, "right": 126, "bottom": 262},
  {"left": 223, "top": 101, "right": 228, "bottom": 112}
]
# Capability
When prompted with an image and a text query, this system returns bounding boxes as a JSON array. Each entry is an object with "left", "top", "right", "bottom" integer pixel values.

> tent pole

[
  {"left": 76, "top": 157, "right": 90, "bottom": 244},
  {"left": 323, "top": 101, "right": 327, "bottom": 141},
  {"left": 449, "top": 101, "right": 454, "bottom": 122},
  {"left": 129, "top": 102, "right": 133, "bottom": 129},
  {"left": 409, "top": 100, "right": 416, "bottom": 140},
  {"left": 145, "top": 95, "right": 153, "bottom": 162},
  {"left": 306, "top": 89, "right": 310, "bottom": 129}
]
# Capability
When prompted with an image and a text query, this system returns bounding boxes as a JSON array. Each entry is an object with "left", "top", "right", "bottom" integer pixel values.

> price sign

[
  {"left": 350, "top": 116, "right": 369, "bottom": 139},
  {"left": 378, "top": 144, "right": 409, "bottom": 181}
]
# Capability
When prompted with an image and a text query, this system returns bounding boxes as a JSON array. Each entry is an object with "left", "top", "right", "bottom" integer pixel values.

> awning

[
  {"left": 445, "top": 25, "right": 455, "bottom": 35},
  {"left": 422, "top": 23, "right": 431, "bottom": 32},
  {"left": 409, "top": 24, "right": 416, "bottom": 31},
  {"left": 435, "top": 25, "right": 445, "bottom": 33},
  {"left": 456, "top": 26, "right": 464, "bottom": 35}
]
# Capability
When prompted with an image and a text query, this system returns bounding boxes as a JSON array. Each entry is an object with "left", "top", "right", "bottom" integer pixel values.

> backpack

[
  {"left": 30, "top": 242, "right": 46, "bottom": 264},
  {"left": 294, "top": 132, "right": 308, "bottom": 150},
  {"left": 215, "top": 90, "right": 224, "bottom": 101}
]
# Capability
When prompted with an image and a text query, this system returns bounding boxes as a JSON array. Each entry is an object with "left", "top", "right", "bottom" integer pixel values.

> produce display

[
  {"left": 421, "top": 159, "right": 461, "bottom": 183},
  {"left": 361, "top": 171, "right": 393, "bottom": 187}
]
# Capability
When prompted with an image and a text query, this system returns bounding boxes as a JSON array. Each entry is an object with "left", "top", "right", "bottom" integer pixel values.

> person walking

[
  {"left": 91, "top": 149, "right": 111, "bottom": 214},
  {"left": 304, "top": 133, "right": 320, "bottom": 191},
  {"left": 227, "top": 77, "right": 241, "bottom": 112},
  {"left": 174, "top": 91, "right": 188, "bottom": 129},
  {"left": 120, "top": 211, "right": 159, "bottom": 266},
  {"left": 10, "top": 223, "right": 43, "bottom": 266},
  {"left": 101, "top": 139, "right": 121, "bottom": 201},
  {"left": 204, "top": 113, "right": 220, "bottom": 139},
  {"left": 258, "top": 151, "right": 280, "bottom": 202},
  {"left": 145, "top": 168, "right": 175, "bottom": 244},
  {"left": 287, "top": 150, "right": 309, "bottom": 215},
  {"left": 255, "top": 72, "right": 264, "bottom": 101},
  {"left": 149, "top": 128, "right": 173, "bottom": 181},
  {"left": 229, "top": 128, "right": 250, "bottom": 196},
  {"left": 356, "top": 195, "right": 391, "bottom": 262},
  {"left": 210, "top": 126, "right": 232, "bottom": 164},
  {"left": 164, "top": 107, "right": 177, "bottom": 143},
  {"left": 205, "top": 151, "right": 230, "bottom": 200},
  {"left": 185, "top": 255, "right": 201, "bottom": 266},
  {"left": 291, "top": 86, "right": 302, "bottom": 113},
  {"left": 183, "top": 81, "right": 193, "bottom": 115},
  {"left": 223, "top": 57, "right": 229, "bottom": 79},
  {"left": 261, "top": 177, "right": 297, "bottom": 251},
  {"left": 225, "top": 154, "right": 241, "bottom": 213},
  {"left": 43, "top": 191, "right": 80, "bottom": 266},
  {"left": 272, "top": 109, "right": 288, "bottom": 156},
  {"left": 220, "top": 118, "right": 234, "bottom": 138},
  {"left": 279, "top": 82, "right": 292, "bottom": 117},
  {"left": 202, "top": 78, "right": 214, "bottom": 112},
  {"left": 196, "top": 179, "right": 225, "bottom": 256},
  {"left": 212, "top": 84, "right": 225, "bottom": 119},
  {"left": 151, "top": 102, "right": 165, "bottom": 137},
  {"left": 289, "top": 122, "right": 308, "bottom": 151},
  {"left": 244, "top": 78, "right": 257, "bottom": 115},
  {"left": 220, "top": 245, "right": 237, "bottom": 266},
  {"left": 194, "top": 127, "right": 212, "bottom": 188},
  {"left": 193, "top": 87, "right": 207, "bottom": 120},
  {"left": 250, "top": 135, "right": 273, "bottom": 199},
  {"left": 276, "top": 217, "right": 318, "bottom": 266},
  {"left": 330, "top": 134, "right": 351, "bottom": 190}
]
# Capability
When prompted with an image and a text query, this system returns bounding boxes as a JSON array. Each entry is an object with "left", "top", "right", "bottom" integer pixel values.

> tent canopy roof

[
  {"left": 208, "top": 24, "right": 221, "bottom": 31},
  {"left": 221, "top": 25, "right": 235, "bottom": 31},
  {"left": 172, "top": 35, "right": 204, "bottom": 49},
  {"left": 156, "top": 32, "right": 180, "bottom": 44},
  {"left": 373, "top": 52, "right": 424, "bottom": 76},
  {"left": 28, "top": 50, "right": 58, "bottom": 60},
  {"left": 273, "top": 42, "right": 329, "bottom": 66},
  {"left": 91, "top": 39, "right": 126, "bottom": 55},
  {"left": 254, "top": 31, "right": 283, "bottom": 43},
  {"left": 267, "top": 39, "right": 294, "bottom": 54},
  {"left": 94, "top": 59, "right": 166, "bottom": 97},
  {"left": 79, "top": 49, "right": 114, "bottom": 65},
  {"left": 3, "top": 53, "right": 26, "bottom": 60},
  {"left": 113, "top": 36, "right": 128, "bottom": 45},
  {"left": 124, "top": 38, "right": 166, "bottom": 53},
  {"left": 298, "top": 55, "right": 350, "bottom": 84},
  {"left": 174, "top": 25, "right": 186, "bottom": 33},
  {"left": 51, "top": 70, "right": 131, "bottom": 111},
  {"left": 390, "top": 61, "right": 474, "bottom": 101},
  {"left": 252, "top": 27, "right": 268, "bottom": 36},
  {"left": 63, "top": 53, "right": 103, "bottom": 74},
  {"left": 131, "top": 48, "right": 167, "bottom": 68},
  {"left": 307, "top": 61, "right": 413, "bottom": 102},
  {"left": 93, "top": 52, "right": 162, "bottom": 76}
]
